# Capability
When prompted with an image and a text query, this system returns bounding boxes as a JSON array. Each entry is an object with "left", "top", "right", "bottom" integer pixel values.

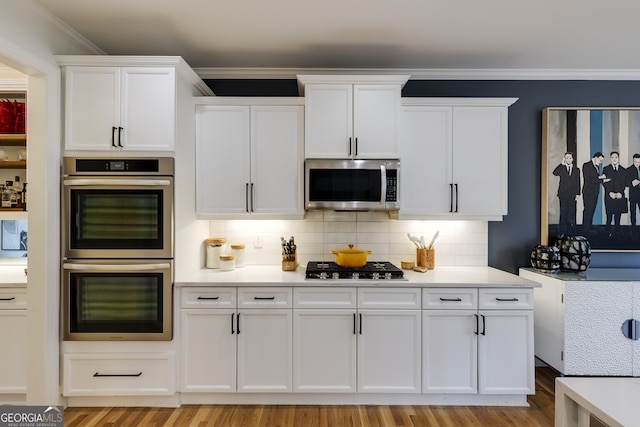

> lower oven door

[{"left": 63, "top": 260, "right": 173, "bottom": 341}]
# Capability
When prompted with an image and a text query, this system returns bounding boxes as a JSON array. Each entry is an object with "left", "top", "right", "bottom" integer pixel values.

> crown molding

[{"left": 194, "top": 67, "right": 640, "bottom": 81}]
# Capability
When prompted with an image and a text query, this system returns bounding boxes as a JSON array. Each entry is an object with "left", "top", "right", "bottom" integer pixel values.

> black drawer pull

[
  {"left": 0, "top": 297, "right": 16, "bottom": 301},
  {"left": 440, "top": 297, "right": 462, "bottom": 302},
  {"left": 254, "top": 296, "right": 275, "bottom": 300},
  {"left": 495, "top": 297, "right": 519, "bottom": 302},
  {"left": 93, "top": 372, "right": 142, "bottom": 377},
  {"left": 198, "top": 296, "right": 219, "bottom": 300}
]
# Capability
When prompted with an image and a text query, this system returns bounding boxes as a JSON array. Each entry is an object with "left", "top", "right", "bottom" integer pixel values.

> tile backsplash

[{"left": 208, "top": 212, "right": 488, "bottom": 268}]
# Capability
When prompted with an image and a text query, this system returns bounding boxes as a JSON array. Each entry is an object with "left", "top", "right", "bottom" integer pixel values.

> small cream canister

[
  {"left": 230, "top": 243, "right": 245, "bottom": 268},
  {"left": 219, "top": 254, "right": 235, "bottom": 271},
  {"left": 205, "top": 237, "right": 226, "bottom": 269}
]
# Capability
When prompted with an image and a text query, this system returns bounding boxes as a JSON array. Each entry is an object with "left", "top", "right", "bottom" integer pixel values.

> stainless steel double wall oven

[{"left": 62, "top": 157, "right": 174, "bottom": 341}]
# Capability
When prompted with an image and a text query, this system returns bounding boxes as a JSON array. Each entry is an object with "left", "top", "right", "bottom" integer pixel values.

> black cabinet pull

[
  {"left": 440, "top": 297, "right": 462, "bottom": 302},
  {"left": 449, "top": 183, "right": 454, "bottom": 212},
  {"left": 198, "top": 296, "right": 219, "bottom": 300},
  {"left": 236, "top": 313, "right": 241, "bottom": 334},
  {"left": 0, "top": 297, "right": 16, "bottom": 301},
  {"left": 496, "top": 297, "right": 519, "bottom": 302},
  {"left": 474, "top": 314, "right": 479, "bottom": 335},
  {"left": 117, "top": 126, "right": 123, "bottom": 147},
  {"left": 254, "top": 296, "right": 275, "bottom": 300},
  {"left": 359, "top": 313, "right": 362, "bottom": 335},
  {"left": 250, "top": 183, "right": 255, "bottom": 212},
  {"left": 245, "top": 183, "right": 249, "bottom": 212},
  {"left": 111, "top": 126, "right": 117, "bottom": 147},
  {"left": 348, "top": 137, "right": 352, "bottom": 156},
  {"left": 94, "top": 372, "right": 142, "bottom": 377},
  {"left": 481, "top": 314, "right": 486, "bottom": 336},
  {"left": 231, "top": 313, "right": 235, "bottom": 334},
  {"left": 355, "top": 137, "right": 358, "bottom": 156},
  {"left": 353, "top": 313, "right": 356, "bottom": 335},
  {"left": 454, "top": 183, "right": 459, "bottom": 212}
]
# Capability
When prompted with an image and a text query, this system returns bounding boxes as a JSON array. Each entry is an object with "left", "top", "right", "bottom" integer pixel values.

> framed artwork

[
  {"left": 0, "top": 220, "right": 28, "bottom": 251},
  {"left": 542, "top": 107, "right": 640, "bottom": 251}
]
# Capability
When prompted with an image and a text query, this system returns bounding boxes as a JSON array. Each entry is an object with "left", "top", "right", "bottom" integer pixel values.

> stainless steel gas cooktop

[{"left": 305, "top": 261, "right": 405, "bottom": 280}]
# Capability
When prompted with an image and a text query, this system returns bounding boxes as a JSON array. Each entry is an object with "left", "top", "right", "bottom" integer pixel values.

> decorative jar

[
  {"left": 529, "top": 244, "right": 561, "bottom": 272},
  {"left": 556, "top": 235, "right": 591, "bottom": 272}
]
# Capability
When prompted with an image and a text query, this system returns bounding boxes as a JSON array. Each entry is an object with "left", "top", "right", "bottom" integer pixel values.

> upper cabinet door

[
  {"left": 195, "top": 105, "right": 251, "bottom": 215},
  {"left": 120, "top": 67, "right": 176, "bottom": 151},
  {"left": 352, "top": 84, "right": 401, "bottom": 159},
  {"left": 304, "top": 84, "right": 352, "bottom": 158},
  {"left": 452, "top": 107, "right": 507, "bottom": 217},
  {"left": 64, "top": 66, "right": 120, "bottom": 151},
  {"left": 400, "top": 106, "right": 453, "bottom": 216},
  {"left": 251, "top": 105, "right": 304, "bottom": 216}
]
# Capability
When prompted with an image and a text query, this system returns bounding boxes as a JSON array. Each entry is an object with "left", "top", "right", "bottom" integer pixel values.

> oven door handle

[
  {"left": 63, "top": 179, "right": 172, "bottom": 187},
  {"left": 63, "top": 263, "right": 171, "bottom": 271}
]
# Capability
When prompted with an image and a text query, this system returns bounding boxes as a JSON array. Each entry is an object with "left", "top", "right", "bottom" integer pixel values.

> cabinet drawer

[
  {"left": 238, "top": 287, "right": 292, "bottom": 308},
  {"left": 0, "top": 288, "right": 27, "bottom": 309},
  {"left": 293, "top": 287, "right": 356, "bottom": 309},
  {"left": 358, "top": 287, "right": 421, "bottom": 309},
  {"left": 479, "top": 288, "right": 533, "bottom": 310},
  {"left": 181, "top": 287, "right": 236, "bottom": 308},
  {"left": 63, "top": 352, "right": 174, "bottom": 396},
  {"left": 423, "top": 288, "right": 478, "bottom": 310}
]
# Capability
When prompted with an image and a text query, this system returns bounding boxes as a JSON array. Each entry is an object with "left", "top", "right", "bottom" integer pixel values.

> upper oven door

[{"left": 63, "top": 175, "right": 174, "bottom": 259}]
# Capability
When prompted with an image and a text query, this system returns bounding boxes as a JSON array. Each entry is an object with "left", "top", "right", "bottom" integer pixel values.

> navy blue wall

[{"left": 207, "top": 79, "right": 640, "bottom": 273}]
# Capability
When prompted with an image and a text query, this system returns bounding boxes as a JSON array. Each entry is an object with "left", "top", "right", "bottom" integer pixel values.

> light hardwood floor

[{"left": 64, "top": 367, "right": 558, "bottom": 426}]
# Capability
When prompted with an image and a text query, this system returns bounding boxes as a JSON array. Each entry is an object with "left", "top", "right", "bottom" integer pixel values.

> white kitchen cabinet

[
  {"left": 357, "top": 288, "right": 422, "bottom": 393},
  {"left": 0, "top": 288, "right": 27, "bottom": 399},
  {"left": 298, "top": 75, "right": 409, "bottom": 159},
  {"left": 180, "top": 287, "right": 293, "bottom": 393},
  {"left": 422, "top": 287, "right": 534, "bottom": 395},
  {"left": 400, "top": 98, "right": 518, "bottom": 220},
  {"left": 58, "top": 56, "right": 212, "bottom": 153},
  {"left": 293, "top": 287, "right": 357, "bottom": 392},
  {"left": 520, "top": 268, "right": 640, "bottom": 376},
  {"left": 195, "top": 100, "right": 304, "bottom": 219}
]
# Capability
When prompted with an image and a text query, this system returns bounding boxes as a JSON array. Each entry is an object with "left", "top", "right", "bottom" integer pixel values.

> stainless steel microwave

[{"left": 305, "top": 159, "right": 399, "bottom": 211}]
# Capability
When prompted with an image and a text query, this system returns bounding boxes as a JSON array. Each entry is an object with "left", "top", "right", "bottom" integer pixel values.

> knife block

[
  {"left": 416, "top": 248, "right": 435, "bottom": 270},
  {"left": 282, "top": 252, "right": 297, "bottom": 271}
]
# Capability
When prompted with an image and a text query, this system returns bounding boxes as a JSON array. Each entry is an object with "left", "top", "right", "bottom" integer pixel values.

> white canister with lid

[
  {"left": 230, "top": 243, "right": 246, "bottom": 267},
  {"left": 219, "top": 254, "right": 235, "bottom": 271},
  {"left": 205, "top": 238, "right": 226, "bottom": 269}
]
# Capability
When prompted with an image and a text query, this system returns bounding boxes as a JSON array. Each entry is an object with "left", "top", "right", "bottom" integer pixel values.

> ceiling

[{"left": 32, "top": 0, "right": 640, "bottom": 74}]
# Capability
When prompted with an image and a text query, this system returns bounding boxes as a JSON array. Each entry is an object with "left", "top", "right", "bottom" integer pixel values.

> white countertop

[
  {"left": 0, "top": 265, "right": 28, "bottom": 287},
  {"left": 177, "top": 265, "right": 539, "bottom": 288}
]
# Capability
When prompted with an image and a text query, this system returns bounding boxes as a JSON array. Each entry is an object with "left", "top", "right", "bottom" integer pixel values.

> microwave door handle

[
  {"left": 380, "top": 165, "right": 387, "bottom": 205},
  {"left": 63, "top": 179, "right": 172, "bottom": 187},
  {"left": 63, "top": 263, "right": 171, "bottom": 271}
]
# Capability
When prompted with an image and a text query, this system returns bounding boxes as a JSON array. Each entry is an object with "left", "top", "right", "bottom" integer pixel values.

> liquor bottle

[
  {"left": 21, "top": 182, "right": 27, "bottom": 211},
  {"left": 2, "top": 181, "right": 12, "bottom": 208},
  {"left": 13, "top": 176, "right": 21, "bottom": 208}
]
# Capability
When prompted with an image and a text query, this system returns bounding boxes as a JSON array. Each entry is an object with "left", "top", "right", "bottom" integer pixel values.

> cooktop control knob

[
  {"left": 372, "top": 272, "right": 380, "bottom": 280},
  {"left": 352, "top": 272, "right": 359, "bottom": 279},
  {"left": 385, "top": 272, "right": 392, "bottom": 280},
  {"left": 332, "top": 272, "right": 340, "bottom": 280},
  {"left": 320, "top": 272, "right": 327, "bottom": 280}
]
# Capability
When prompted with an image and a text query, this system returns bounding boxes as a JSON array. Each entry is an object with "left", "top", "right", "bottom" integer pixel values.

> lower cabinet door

[
  {"left": 0, "top": 310, "right": 27, "bottom": 394},
  {"left": 422, "top": 309, "right": 477, "bottom": 394},
  {"left": 478, "top": 310, "right": 535, "bottom": 394},
  {"left": 293, "top": 310, "right": 356, "bottom": 392},
  {"left": 237, "top": 309, "right": 293, "bottom": 392},
  {"left": 181, "top": 309, "right": 237, "bottom": 392},
  {"left": 357, "top": 310, "right": 421, "bottom": 393}
]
